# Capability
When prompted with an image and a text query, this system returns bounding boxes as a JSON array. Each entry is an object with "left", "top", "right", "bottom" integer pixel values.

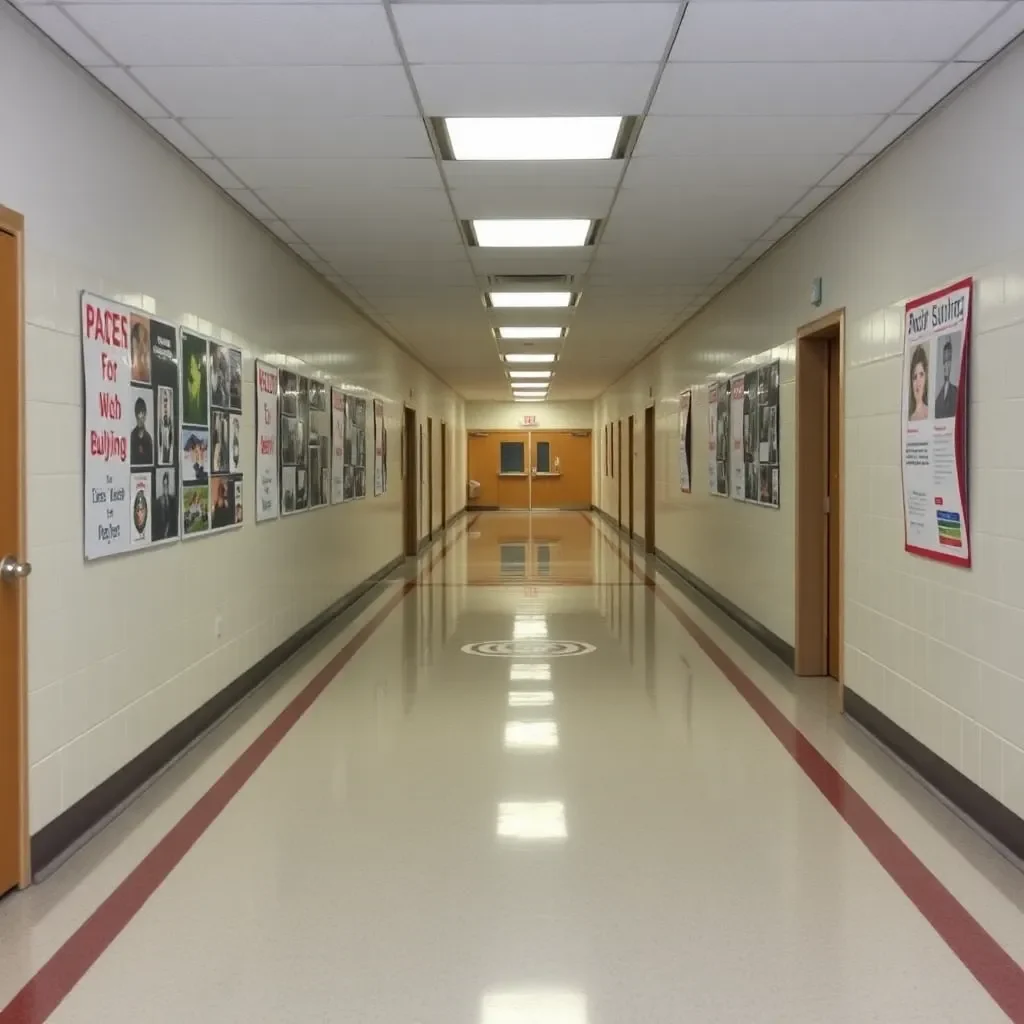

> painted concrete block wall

[
  {"left": 464, "top": 401, "right": 594, "bottom": 431},
  {"left": 594, "top": 39, "right": 1024, "bottom": 820},
  {"left": 1, "top": 10, "right": 465, "bottom": 834}
]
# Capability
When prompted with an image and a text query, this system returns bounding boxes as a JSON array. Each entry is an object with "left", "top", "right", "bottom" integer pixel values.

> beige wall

[
  {"left": 595, "top": 39, "right": 1024, "bottom": 821},
  {"left": 465, "top": 401, "right": 593, "bottom": 431}
]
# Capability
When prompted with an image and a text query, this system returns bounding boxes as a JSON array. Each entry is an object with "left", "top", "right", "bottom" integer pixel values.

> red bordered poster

[{"left": 900, "top": 277, "right": 972, "bottom": 567}]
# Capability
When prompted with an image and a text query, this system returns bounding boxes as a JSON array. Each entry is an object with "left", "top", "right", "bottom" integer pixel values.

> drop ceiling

[{"left": 12, "top": 0, "right": 1024, "bottom": 399}]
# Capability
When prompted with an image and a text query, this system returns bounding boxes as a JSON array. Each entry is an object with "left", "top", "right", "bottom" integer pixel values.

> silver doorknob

[{"left": 0, "top": 556, "right": 31, "bottom": 582}]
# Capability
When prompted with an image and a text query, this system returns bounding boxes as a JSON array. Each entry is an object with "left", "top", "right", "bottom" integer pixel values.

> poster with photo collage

[
  {"left": 737, "top": 360, "right": 780, "bottom": 509},
  {"left": 373, "top": 399, "right": 387, "bottom": 496},
  {"left": 179, "top": 329, "right": 244, "bottom": 537},
  {"left": 81, "top": 294, "right": 181, "bottom": 559},
  {"left": 707, "top": 380, "right": 729, "bottom": 497},
  {"left": 343, "top": 395, "right": 367, "bottom": 500},
  {"left": 279, "top": 371, "right": 330, "bottom": 514}
]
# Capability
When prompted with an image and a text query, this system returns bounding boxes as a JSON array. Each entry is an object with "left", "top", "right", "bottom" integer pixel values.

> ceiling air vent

[{"left": 488, "top": 274, "right": 574, "bottom": 288}]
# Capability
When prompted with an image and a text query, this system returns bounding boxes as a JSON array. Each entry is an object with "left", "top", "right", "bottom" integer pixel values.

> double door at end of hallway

[{"left": 467, "top": 430, "right": 592, "bottom": 509}]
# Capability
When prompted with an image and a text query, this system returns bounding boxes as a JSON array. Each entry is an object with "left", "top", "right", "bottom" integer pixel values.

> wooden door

[
  {"left": 827, "top": 336, "right": 842, "bottom": 679},
  {"left": 0, "top": 212, "right": 27, "bottom": 896},
  {"left": 616, "top": 421, "right": 623, "bottom": 527},
  {"left": 496, "top": 433, "right": 530, "bottom": 508},
  {"left": 427, "top": 418, "right": 434, "bottom": 539},
  {"left": 403, "top": 407, "right": 417, "bottom": 555},
  {"left": 440, "top": 421, "right": 447, "bottom": 527},
  {"left": 530, "top": 431, "right": 592, "bottom": 508},
  {"left": 644, "top": 406, "right": 655, "bottom": 552},
  {"left": 627, "top": 415, "right": 635, "bottom": 537}
]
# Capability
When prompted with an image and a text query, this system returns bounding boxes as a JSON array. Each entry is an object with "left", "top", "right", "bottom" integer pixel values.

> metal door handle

[{"left": 0, "top": 556, "right": 32, "bottom": 582}]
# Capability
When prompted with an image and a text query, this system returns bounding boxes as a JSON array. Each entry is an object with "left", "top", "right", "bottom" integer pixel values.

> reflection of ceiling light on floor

[
  {"left": 508, "top": 690, "right": 555, "bottom": 707},
  {"left": 481, "top": 990, "right": 588, "bottom": 1024},
  {"left": 496, "top": 801, "right": 567, "bottom": 840},
  {"left": 510, "top": 663, "right": 551, "bottom": 682},
  {"left": 504, "top": 720, "right": 559, "bottom": 749},
  {"left": 514, "top": 616, "right": 548, "bottom": 639}
]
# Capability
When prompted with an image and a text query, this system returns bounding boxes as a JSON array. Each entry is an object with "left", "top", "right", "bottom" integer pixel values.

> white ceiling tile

[
  {"left": 671, "top": 2, "right": 1003, "bottom": 63},
  {"left": 225, "top": 158, "right": 441, "bottom": 190},
  {"left": 623, "top": 152, "right": 842, "bottom": 190},
  {"left": 227, "top": 189, "right": 275, "bottom": 220},
  {"left": 959, "top": 2, "right": 1024, "bottom": 61},
  {"left": 133, "top": 66, "right": 416, "bottom": 118},
  {"left": 635, "top": 115, "right": 884, "bottom": 156},
  {"left": 20, "top": 5, "right": 114, "bottom": 66},
  {"left": 395, "top": 3, "right": 678, "bottom": 63},
  {"left": 760, "top": 217, "right": 801, "bottom": 242},
  {"left": 192, "top": 158, "right": 244, "bottom": 189},
  {"left": 855, "top": 113, "right": 919, "bottom": 154},
  {"left": 146, "top": 117, "right": 211, "bottom": 157},
  {"left": 412, "top": 63, "right": 657, "bottom": 116},
  {"left": 66, "top": 4, "right": 398, "bottom": 66},
  {"left": 819, "top": 153, "right": 873, "bottom": 188},
  {"left": 254, "top": 186, "right": 452, "bottom": 220},
  {"left": 90, "top": 67, "right": 168, "bottom": 117},
  {"left": 443, "top": 161, "right": 623, "bottom": 190},
  {"left": 264, "top": 220, "right": 304, "bottom": 245},
  {"left": 450, "top": 187, "right": 615, "bottom": 219},
  {"left": 652, "top": 62, "right": 939, "bottom": 116},
  {"left": 899, "top": 62, "right": 980, "bottom": 115},
  {"left": 785, "top": 186, "right": 835, "bottom": 219},
  {"left": 182, "top": 117, "right": 432, "bottom": 159}
]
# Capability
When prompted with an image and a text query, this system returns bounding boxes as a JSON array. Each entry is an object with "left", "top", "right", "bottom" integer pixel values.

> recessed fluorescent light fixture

[
  {"left": 488, "top": 292, "right": 574, "bottom": 309},
  {"left": 512, "top": 381, "right": 549, "bottom": 388},
  {"left": 513, "top": 392, "right": 548, "bottom": 398},
  {"left": 509, "top": 370, "right": 552, "bottom": 379},
  {"left": 471, "top": 219, "right": 592, "bottom": 248},
  {"left": 515, "top": 398, "right": 545, "bottom": 403},
  {"left": 444, "top": 116, "right": 623, "bottom": 161},
  {"left": 503, "top": 353, "right": 556, "bottom": 364},
  {"left": 497, "top": 327, "right": 564, "bottom": 340}
]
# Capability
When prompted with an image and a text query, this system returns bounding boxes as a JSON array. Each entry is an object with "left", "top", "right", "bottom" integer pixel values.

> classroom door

[
  {"left": 0, "top": 215, "right": 28, "bottom": 896},
  {"left": 530, "top": 431, "right": 592, "bottom": 508}
]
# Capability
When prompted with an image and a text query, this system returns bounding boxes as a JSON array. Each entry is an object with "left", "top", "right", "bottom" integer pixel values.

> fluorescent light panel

[
  {"left": 489, "top": 291, "right": 573, "bottom": 309},
  {"left": 498, "top": 327, "right": 564, "bottom": 340},
  {"left": 446, "top": 116, "right": 622, "bottom": 161},
  {"left": 503, "top": 353, "right": 556, "bottom": 364},
  {"left": 509, "top": 370, "right": 552, "bottom": 379},
  {"left": 473, "top": 219, "right": 591, "bottom": 248},
  {"left": 515, "top": 398, "right": 545, "bottom": 403}
]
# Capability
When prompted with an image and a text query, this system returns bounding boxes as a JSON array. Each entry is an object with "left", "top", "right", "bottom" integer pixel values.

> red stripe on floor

[
  {"left": 588, "top": 514, "right": 1024, "bottom": 1023},
  {"left": 0, "top": 519, "right": 475, "bottom": 1024}
]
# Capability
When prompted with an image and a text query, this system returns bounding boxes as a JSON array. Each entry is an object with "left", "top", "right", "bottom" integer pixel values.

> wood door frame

[
  {"left": 0, "top": 205, "right": 28, "bottom": 889},
  {"left": 627, "top": 415, "right": 635, "bottom": 538},
  {"left": 426, "top": 417, "right": 434, "bottom": 539},
  {"left": 643, "top": 405, "right": 655, "bottom": 552},
  {"left": 616, "top": 420, "right": 623, "bottom": 527},
  {"left": 403, "top": 406, "right": 417, "bottom": 556},
  {"left": 440, "top": 421, "right": 447, "bottom": 527},
  {"left": 795, "top": 309, "right": 845, "bottom": 683}
]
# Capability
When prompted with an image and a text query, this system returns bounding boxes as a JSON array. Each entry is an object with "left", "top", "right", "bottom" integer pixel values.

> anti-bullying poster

[
  {"left": 330, "top": 388, "right": 345, "bottom": 504},
  {"left": 255, "top": 361, "right": 279, "bottom": 522},
  {"left": 901, "top": 278, "right": 972, "bottom": 566},
  {"left": 373, "top": 398, "right": 387, "bottom": 496},
  {"left": 678, "top": 390, "right": 691, "bottom": 493},
  {"left": 180, "top": 329, "right": 244, "bottom": 537},
  {"left": 81, "top": 293, "right": 179, "bottom": 559}
]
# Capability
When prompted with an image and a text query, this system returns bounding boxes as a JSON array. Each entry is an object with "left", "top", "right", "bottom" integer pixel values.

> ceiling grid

[{"left": 10, "top": 0, "right": 1024, "bottom": 399}]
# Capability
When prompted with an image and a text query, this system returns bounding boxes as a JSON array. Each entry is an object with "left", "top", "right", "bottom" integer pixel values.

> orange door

[
  {"left": 496, "top": 432, "right": 530, "bottom": 508},
  {"left": 530, "top": 431, "right": 592, "bottom": 508},
  {"left": 0, "top": 215, "right": 27, "bottom": 896}
]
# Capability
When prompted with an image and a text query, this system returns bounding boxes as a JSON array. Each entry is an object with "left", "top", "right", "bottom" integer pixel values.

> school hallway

[{"left": 0, "top": 511, "right": 1021, "bottom": 1023}]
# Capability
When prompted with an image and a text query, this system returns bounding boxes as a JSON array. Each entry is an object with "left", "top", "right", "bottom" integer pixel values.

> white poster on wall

[
  {"left": 255, "top": 361, "right": 279, "bottom": 522},
  {"left": 729, "top": 374, "right": 745, "bottom": 500},
  {"left": 901, "top": 278, "right": 973, "bottom": 566},
  {"left": 331, "top": 387, "right": 345, "bottom": 504},
  {"left": 706, "top": 382, "right": 718, "bottom": 493},
  {"left": 678, "top": 390, "right": 691, "bottom": 493}
]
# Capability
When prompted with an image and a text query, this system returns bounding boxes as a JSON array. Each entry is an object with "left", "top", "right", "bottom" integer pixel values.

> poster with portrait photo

[
  {"left": 707, "top": 380, "right": 729, "bottom": 497},
  {"left": 678, "top": 390, "right": 691, "bottom": 493},
  {"left": 152, "top": 468, "right": 178, "bottom": 542},
  {"left": 130, "top": 473, "right": 151, "bottom": 546},
  {"left": 307, "top": 380, "right": 330, "bottom": 508},
  {"left": 234, "top": 480, "right": 244, "bottom": 524},
  {"left": 729, "top": 374, "right": 745, "bottom": 500},
  {"left": 373, "top": 399, "right": 387, "bottom": 496},
  {"left": 280, "top": 371, "right": 298, "bottom": 417},
  {"left": 281, "top": 466, "right": 296, "bottom": 514},
  {"left": 82, "top": 294, "right": 181, "bottom": 559},
  {"left": 296, "top": 468, "right": 308, "bottom": 509},
  {"left": 331, "top": 388, "right": 345, "bottom": 503},
  {"left": 309, "top": 445, "right": 321, "bottom": 507},
  {"left": 901, "top": 278, "right": 972, "bottom": 566},
  {"left": 179, "top": 328, "right": 244, "bottom": 537},
  {"left": 182, "top": 484, "right": 209, "bottom": 536},
  {"left": 281, "top": 371, "right": 311, "bottom": 515},
  {"left": 744, "top": 360, "right": 780, "bottom": 509},
  {"left": 343, "top": 394, "right": 367, "bottom": 500}
]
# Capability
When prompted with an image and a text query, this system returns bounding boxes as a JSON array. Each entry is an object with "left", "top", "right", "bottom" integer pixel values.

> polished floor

[{"left": 1, "top": 511, "right": 1023, "bottom": 1023}]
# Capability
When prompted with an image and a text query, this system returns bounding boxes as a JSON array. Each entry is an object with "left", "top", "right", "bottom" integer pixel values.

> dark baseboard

[
  {"left": 30, "top": 552, "right": 405, "bottom": 878},
  {"left": 467, "top": 504, "right": 498, "bottom": 512},
  {"left": 844, "top": 688, "right": 1024, "bottom": 862}
]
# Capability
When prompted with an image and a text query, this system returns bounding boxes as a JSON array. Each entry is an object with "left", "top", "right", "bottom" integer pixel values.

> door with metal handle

[{"left": 0, "top": 556, "right": 30, "bottom": 582}]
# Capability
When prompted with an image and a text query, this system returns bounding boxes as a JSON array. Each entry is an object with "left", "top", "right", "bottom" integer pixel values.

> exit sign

[{"left": 521, "top": 414, "right": 538, "bottom": 427}]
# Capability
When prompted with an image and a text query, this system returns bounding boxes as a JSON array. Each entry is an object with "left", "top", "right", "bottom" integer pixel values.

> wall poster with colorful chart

[
  {"left": 737, "top": 361, "right": 781, "bottom": 508},
  {"left": 81, "top": 293, "right": 180, "bottom": 559},
  {"left": 254, "top": 361, "right": 279, "bottom": 522},
  {"left": 373, "top": 399, "right": 387, "bottom": 496},
  {"left": 342, "top": 394, "right": 367, "bottom": 500},
  {"left": 678, "top": 390, "right": 691, "bottom": 493},
  {"left": 901, "top": 278, "right": 972, "bottom": 566},
  {"left": 707, "top": 380, "right": 729, "bottom": 497},
  {"left": 179, "top": 329, "right": 244, "bottom": 537}
]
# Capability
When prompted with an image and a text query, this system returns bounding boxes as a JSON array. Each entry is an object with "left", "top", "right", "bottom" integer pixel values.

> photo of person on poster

[
  {"left": 153, "top": 470, "right": 177, "bottom": 540},
  {"left": 157, "top": 386, "right": 174, "bottom": 465},
  {"left": 130, "top": 391, "right": 154, "bottom": 468},
  {"left": 907, "top": 343, "right": 930, "bottom": 421},
  {"left": 934, "top": 333, "right": 960, "bottom": 419},
  {"left": 211, "top": 410, "right": 230, "bottom": 473},
  {"left": 211, "top": 477, "right": 233, "bottom": 529},
  {"left": 209, "top": 343, "right": 231, "bottom": 409},
  {"left": 181, "top": 333, "right": 209, "bottom": 426},
  {"left": 130, "top": 317, "right": 151, "bottom": 384}
]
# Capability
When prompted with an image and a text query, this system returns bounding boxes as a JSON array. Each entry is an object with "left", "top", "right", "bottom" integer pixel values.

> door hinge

[{"left": 823, "top": 495, "right": 831, "bottom": 515}]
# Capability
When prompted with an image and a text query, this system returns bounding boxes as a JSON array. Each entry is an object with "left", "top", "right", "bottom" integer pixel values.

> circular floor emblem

[{"left": 461, "top": 640, "right": 596, "bottom": 658}]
